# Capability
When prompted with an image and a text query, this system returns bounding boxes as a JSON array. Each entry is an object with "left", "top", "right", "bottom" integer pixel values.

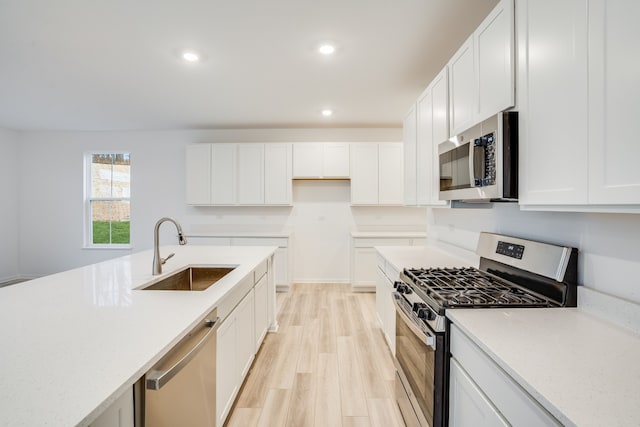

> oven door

[{"left": 393, "top": 292, "right": 437, "bottom": 427}]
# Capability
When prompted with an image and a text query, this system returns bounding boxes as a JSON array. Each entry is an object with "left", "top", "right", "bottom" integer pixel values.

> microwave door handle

[{"left": 470, "top": 139, "right": 485, "bottom": 187}]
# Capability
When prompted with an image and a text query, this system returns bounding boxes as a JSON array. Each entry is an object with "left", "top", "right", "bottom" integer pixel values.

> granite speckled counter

[{"left": 0, "top": 245, "right": 276, "bottom": 426}]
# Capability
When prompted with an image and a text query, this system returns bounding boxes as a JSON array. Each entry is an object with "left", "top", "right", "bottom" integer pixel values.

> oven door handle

[{"left": 393, "top": 293, "right": 437, "bottom": 350}]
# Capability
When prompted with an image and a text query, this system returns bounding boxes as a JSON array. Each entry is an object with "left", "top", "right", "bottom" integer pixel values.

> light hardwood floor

[{"left": 224, "top": 283, "right": 406, "bottom": 427}]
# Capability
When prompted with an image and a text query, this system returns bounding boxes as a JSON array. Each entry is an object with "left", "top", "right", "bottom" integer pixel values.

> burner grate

[{"left": 404, "top": 267, "right": 556, "bottom": 308}]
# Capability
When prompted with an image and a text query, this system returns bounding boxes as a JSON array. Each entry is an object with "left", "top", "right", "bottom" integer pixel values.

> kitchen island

[{"left": 0, "top": 245, "right": 276, "bottom": 426}]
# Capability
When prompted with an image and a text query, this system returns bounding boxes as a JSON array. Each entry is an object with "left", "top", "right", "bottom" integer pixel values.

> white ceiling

[{"left": 0, "top": 0, "right": 498, "bottom": 131}]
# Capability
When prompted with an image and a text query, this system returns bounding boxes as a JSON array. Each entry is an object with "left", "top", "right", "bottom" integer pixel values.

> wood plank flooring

[{"left": 225, "top": 283, "right": 405, "bottom": 427}]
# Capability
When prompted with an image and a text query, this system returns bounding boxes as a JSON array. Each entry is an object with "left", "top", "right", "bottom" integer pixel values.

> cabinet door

[
  {"left": 588, "top": 0, "right": 640, "bottom": 204},
  {"left": 431, "top": 68, "right": 450, "bottom": 206},
  {"left": 449, "top": 35, "right": 476, "bottom": 136},
  {"left": 185, "top": 144, "right": 211, "bottom": 205},
  {"left": 216, "top": 315, "right": 238, "bottom": 426},
  {"left": 254, "top": 273, "right": 269, "bottom": 349},
  {"left": 475, "top": 0, "right": 515, "bottom": 122},
  {"left": 378, "top": 143, "right": 404, "bottom": 205},
  {"left": 353, "top": 247, "right": 377, "bottom": 288},
  {"left": 89, "top": 386, "right": 134, "bottom": 427},
  {"left": 403, "top": 104, "right": 418, "bottom": 206},
  {"left": 293, "top": 143, "right": 323, "bottom": 178},
  {"left": 350, "top": 144, "right": 379, "bottom": 205},
  {"left": 236, "top": 290, "right": 255, "bottom": 379},
  {"left": 449, "top": 359, "right": 509, "bottom": 427},
  {"left": 323, "top": 143, "right": 350, "bottom": 178},
  {"left": 274, "top": 247, "right": 288, "bottom": 288},
  {"left": 211, "top": 144, "right": 237, "bottom": 205},
  {"left": 517, "top": 0, "right": 588, "bottom": 205},
  {"left": 265, "top": 143, "right": 292, "bottom": 205},
  {"left": 237, "top": 144, "right": 264, "bottom": 205},
  {"left": 416, "top": 87, "right": 433, "bottom": 206}
]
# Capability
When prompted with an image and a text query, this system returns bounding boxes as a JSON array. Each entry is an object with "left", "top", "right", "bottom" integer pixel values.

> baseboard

[
  {"left": 292, "top": 279, "right": 351, "bottom": 284},
  {"left": 276, "top": 285, "right": 290, "bottom": 292},
  {"left": 352, "top": 285, "right": 375, "bottom": 293}
]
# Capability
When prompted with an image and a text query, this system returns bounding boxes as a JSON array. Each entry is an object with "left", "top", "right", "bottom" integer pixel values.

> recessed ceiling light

[
  {"left": 318, "top": 44, "right": 336, "bottom": 55},
  {"left": 182, "top": 51, "right": 200, "bottom": 62},
  {"left": 321, "top": 109, "right": 333, "bottom": 117}
]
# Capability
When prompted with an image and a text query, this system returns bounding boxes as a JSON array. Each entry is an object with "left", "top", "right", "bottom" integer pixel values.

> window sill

[{"left": 82, "top": 245, "right": 133, "bottom": 251}]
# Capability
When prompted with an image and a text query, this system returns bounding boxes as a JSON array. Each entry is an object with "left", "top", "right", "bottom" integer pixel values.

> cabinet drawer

[
  {"left": 231, "top": 237, "right": 288, "bottom": 247},
  {"left": 450, "top": 324, "right": 561, "bottom": 426},
  {"left": 186, "top": 236, "right": 232, "bottom": 246},
  {"left": 217, "top": 274, "right": 254, "bottom": 321},
  {"left": 353, "top": 238, "right": 412, "bottom": 248},
  {"left": 253, "top": 259, "right": 268, "bottom": 282}
]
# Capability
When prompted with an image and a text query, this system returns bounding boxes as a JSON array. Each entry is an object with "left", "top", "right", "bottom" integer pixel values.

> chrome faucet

[{"left": 152, "top": 217, "right": 187, "bottom": 275}]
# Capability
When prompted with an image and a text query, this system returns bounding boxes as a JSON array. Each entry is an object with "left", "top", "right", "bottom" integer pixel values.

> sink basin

[{"left": 141, "top": 267, "right": 236, "bottom": 291}]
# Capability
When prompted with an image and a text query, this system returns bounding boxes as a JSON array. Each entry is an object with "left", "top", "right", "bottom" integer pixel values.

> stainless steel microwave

[{"left": 438, "top": 111, "right": 518, "bottom": 202}]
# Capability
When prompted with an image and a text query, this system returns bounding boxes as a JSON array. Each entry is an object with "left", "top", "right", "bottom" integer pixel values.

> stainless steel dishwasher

[{"left": 143, "top": 308, "right": 220, "bottom": 427}]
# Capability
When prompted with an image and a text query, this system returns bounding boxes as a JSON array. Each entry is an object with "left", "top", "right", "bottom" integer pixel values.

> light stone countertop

[
  {"left": 447, "top": 307, "right": 640, "bottom": 427},
  {"left": 375, "top": 240, "right": 479, "bottom": 272},
  {"left": 0, "top": 245, "right": 276, "bottom": 427},
  {"left": 350, "top": 231, "right": 427, "bottom": 239},
  {"left": 185, "top": 231, "right": 292, "bottom": 238}
]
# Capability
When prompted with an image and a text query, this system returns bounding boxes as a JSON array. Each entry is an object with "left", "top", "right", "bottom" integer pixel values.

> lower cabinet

[
  {"left": 88, "top": 387, "right": 134, "bottom": 427},
  {"left": 216, "top": 290, "right": 255, "bottom": 427},
  {"left": 376, "top": 264, "right": 396, "bottom": 354},
  {"left": 449, "top": 324, "right": 561, "bottom": 426},
  {"left": 351, "top": 235, "right": 425, "bottom": 291},
  {"left": 449, "top": 359, "right": 508, "bottom": 427},
  {"left": 254, "top": 272, "right": 269, "bottom": 350}
]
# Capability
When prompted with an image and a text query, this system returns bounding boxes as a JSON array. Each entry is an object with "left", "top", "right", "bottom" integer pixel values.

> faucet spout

[{"left": 152, "top": 217, "right": 187, "bottom": 275}]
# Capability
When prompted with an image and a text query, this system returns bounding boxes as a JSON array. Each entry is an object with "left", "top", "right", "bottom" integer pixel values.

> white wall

[
  {"left": 17, "top": 128, "right": 425, "bottom": 281},
  {"left": 428, "top": 204, "right": 640, "bottom": 304},
  {"left": 0, "top": 128, "right": 20, "bottom": 282}
]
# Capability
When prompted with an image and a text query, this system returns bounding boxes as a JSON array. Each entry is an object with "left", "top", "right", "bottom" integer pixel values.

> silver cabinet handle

[{"left": 146, "top": 316, "right": 220, "bottom": 390}]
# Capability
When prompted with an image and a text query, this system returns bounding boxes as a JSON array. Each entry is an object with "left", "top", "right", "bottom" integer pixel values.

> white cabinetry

[
  {"left": 254, "top": 272, "right": 268, "bottom": 349},
  {"left": 449, "top": 359, "right": 509, "bottom": 427},
  {"left": 350, "top": 143, "right": 403, "bottom": 205},
  {"left": 211, "top": 144, "right": 237, "bottom": 205},
  {"left": 448, "top": 35, "right": 476, "bottom": 136},
  {"left": 475, "top": 0, "right": 515, "bottom": 123},
  {"left": 186, "top": 143, "right": 292, "bottom": 206},
  {"left": 351, "top": 234, "right": 425, "bottom": 291},
  {"left": 185, "top": 144, "right": 211, "bottom": 205},
  {"left": 418, "top": 68, "right": 450, "bottom": 207},
  {"left": 265, "top": 143, "right": 292, "bottom": 205},
  {"left": 88, "top": 387, "right": 134, "bottom": 427},
  {"left": 517, "top": 0, "right": 640, "bottom": 211},
  {"left": 403, "top": 104, "right": 417, "bottom": 206},
  {"left": 449, "top": 324, "right": 561, "bottom": 426},
  {"left": 448, "top": 0, "right": 515, "bottom": 136},
  {"left": 376, "top": 257, "right": 398, "bottom": 354},
  {"left": 292, "top": 143, "right": 349, "bottom": 178},
  {"left": 237, "top": 144, "right": 264, "bottom": 205}
]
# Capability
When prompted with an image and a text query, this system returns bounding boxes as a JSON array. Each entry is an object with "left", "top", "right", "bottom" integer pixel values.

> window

[{"left": 85, "top": 153, "right": 131, "bottom": 247}]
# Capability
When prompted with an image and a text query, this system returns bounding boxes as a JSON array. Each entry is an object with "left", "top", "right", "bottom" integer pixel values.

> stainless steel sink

[{"left": 141, "top": 267, "right": 236, "bottom": 291}]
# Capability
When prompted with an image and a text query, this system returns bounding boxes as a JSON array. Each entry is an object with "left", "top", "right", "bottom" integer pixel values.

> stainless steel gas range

[{"left": 393, "top": 232, "right": 578, "bottom": 427}]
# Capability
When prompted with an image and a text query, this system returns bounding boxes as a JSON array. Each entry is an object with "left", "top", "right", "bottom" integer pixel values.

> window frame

[{"left": 83, "top": 151, "right": 132, "bottom": 249}]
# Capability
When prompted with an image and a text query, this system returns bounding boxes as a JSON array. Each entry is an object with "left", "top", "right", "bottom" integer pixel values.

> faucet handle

[{"left": 161, "top": 253, "right": 175, "bottom": 265}]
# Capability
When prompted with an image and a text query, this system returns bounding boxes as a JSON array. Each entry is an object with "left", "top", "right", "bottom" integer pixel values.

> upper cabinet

[
  {"left": 517, "top": 0, "right": 640, "bottom": 211},
  {"left": 351, "top": 143, "right": 404, "bottom": 206},
  {"left": 404, "top": 67, "right": 450, "bottom": 207},
  {"left": 448, "top": 0, "right": 515, "bottom": 136},
  {"left": 403, "top": 104, "right": 418, "bottom": 206},
  {"left": 186, "top": 143, "right": 292, "bottom": 206},
  {"left": 448, "top": 36, "right": 476, "bottom": 136},
  {"left": 292, "top": 143, "right": 350, "bottom": 179}
]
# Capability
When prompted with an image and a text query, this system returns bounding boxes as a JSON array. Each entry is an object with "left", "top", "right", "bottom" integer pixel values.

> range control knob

[
  {"left": 396, "top": 284, "right": 412, "bottom": 294},
  {"left": 412, "top": 302, "right": 427, "bottom": 312}
]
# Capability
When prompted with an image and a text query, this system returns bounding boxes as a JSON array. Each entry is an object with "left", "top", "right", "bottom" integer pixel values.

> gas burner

[{"left": 403, "top": 266, "right": 556, "bottom": 309}]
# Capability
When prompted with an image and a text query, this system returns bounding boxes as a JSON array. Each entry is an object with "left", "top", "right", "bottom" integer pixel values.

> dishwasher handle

[{"left": 146, "top": 316, "right": 220, "bottom": 391}]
